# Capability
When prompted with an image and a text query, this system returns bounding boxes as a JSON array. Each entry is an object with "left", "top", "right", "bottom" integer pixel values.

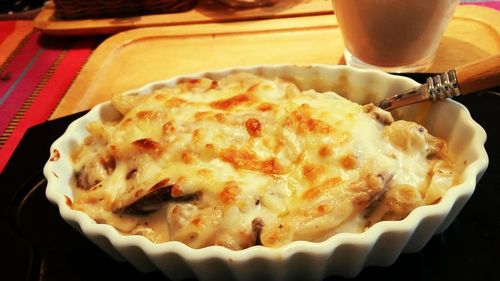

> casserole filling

[{"left": 70, "top": 73, "right": 457, "bottom": 249}]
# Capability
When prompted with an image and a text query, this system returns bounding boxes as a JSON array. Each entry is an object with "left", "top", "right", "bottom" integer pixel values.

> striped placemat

[{"left": 0, "top": 21, "right": 102, "bottom": 172}]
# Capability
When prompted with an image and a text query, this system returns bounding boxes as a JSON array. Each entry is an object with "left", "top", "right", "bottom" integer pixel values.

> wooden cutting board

[
  {"left": 34, "top": 0, "right": 333, "bottom": 36},
  {"left": 50, "top": 5, "right": 500, "bottom": 119}
]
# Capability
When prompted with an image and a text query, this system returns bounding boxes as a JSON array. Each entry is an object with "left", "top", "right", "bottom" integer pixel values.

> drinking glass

[{"left": 333, "top": 0, "right": 460, "bottom": 72}]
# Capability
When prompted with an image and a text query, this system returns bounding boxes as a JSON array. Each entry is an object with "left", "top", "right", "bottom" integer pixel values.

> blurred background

[{"left": 1, "top": 0, "right": 495, "bottom": 19}]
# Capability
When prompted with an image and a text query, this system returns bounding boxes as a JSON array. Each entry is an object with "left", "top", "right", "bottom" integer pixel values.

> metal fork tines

[
  {"left": 378, "top": 70, "right": 463, "bottom": 111},
  {"left": 427, "top": 70, "right": 461, "bottom": 102}
]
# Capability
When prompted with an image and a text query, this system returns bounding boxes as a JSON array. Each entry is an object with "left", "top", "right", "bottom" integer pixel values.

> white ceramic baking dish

[{"left": 44, "top": 64, "right": 488, "bottom": 281}]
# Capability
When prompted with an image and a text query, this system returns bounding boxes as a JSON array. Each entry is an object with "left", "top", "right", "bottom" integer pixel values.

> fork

[{"left": 378, "top": 54, "right": 500, "bottom": 111}]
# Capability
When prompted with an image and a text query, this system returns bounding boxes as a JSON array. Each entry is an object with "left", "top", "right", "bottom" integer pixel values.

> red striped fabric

[
  {"left": 0, "top": 21, "right": 33, "bottom": 65},
  {"left": 0, "top": 39, "right": 97, "bottom": 171},
  {"left": 0, "top": 21, "right": 16, "bottom": 44},
  {"left": 0, "top": 32, "right": 65, "bottom": 133},
  {"left": 0, "top": 25, "right": 100, "bottom": 172}
]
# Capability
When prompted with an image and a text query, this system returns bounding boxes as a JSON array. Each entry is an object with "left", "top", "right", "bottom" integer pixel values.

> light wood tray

[
  {"left": 51, "top": 5, "right": 500, "bottom": 119},
  {"left": 34, "top": 0, "right": 333, "bottom": 36}
]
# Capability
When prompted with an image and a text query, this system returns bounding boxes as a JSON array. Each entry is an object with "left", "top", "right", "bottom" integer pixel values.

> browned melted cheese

[{"left": 71, "top": 73, "right": 457, "bottom": 249}]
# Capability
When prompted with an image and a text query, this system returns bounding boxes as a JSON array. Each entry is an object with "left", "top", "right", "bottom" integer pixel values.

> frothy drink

[{"left": 334, "top": 0, "right": 459, "bottom": 69}]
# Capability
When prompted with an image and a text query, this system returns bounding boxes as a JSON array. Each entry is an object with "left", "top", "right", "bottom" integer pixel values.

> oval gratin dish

[{"left": 43, "top": 64, "right": 488, "bottom": 281}]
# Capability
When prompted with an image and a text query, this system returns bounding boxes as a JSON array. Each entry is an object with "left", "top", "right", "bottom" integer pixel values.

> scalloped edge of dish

[{"left": 43, "top": 64, "right": 488, "bottom": 281}]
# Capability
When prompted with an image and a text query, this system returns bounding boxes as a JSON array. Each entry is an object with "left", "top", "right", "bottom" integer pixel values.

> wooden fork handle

[{"left": 455, "top": 53, "right": 500, "bottom": 95}]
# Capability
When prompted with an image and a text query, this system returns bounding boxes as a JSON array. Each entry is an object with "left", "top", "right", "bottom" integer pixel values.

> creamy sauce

[{"left": 70, "top": 73, "right": 457, "bottom": 249}]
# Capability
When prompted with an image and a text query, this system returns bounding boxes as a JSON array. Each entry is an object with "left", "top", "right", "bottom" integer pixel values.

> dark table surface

[{"left": 1, "top": 73, "right": 499, "bottom": 281}]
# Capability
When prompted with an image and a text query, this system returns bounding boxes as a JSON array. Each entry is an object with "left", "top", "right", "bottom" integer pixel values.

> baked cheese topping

[{"left": 70, "top": 73, "right": 457, "bottom": 249}]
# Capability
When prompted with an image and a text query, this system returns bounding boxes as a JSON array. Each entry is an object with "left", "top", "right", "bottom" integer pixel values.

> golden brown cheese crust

[{"left": 70, "top": 73, "right": 457, "bottom": 249}]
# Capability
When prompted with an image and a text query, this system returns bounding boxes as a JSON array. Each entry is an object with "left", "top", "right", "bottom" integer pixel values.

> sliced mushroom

[
  {"left": 116, "top": 184, "right": 199, "bottom": 215},
  {"left": 76, "top": 155, "right": 115, "bottom": 190},
  {"left": 252, "top": 217, "right": 264, "bottom": 246}
]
